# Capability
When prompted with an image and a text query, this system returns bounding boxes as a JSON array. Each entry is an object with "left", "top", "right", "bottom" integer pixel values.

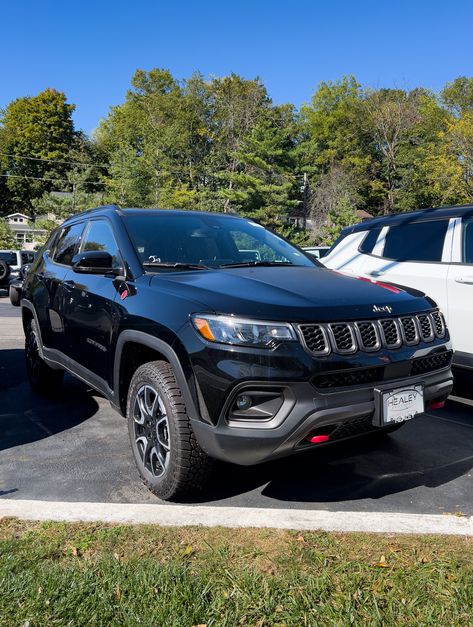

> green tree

[
  {"left": 219, "top": 105, "right": 299, "bottom": 227},
  {"left": 0, "top": 219, "right": 16, "bottom": 247},
  {"left": 0, "top": 89, "right": 76, "bottom": 214},
  {"left": 441, "top": 77, "right": 473, "bottom": 116}
]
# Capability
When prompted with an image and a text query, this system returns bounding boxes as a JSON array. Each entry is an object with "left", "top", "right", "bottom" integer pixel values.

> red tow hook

[
  {"left": 306, "top": 434, "right": 330, "bottom": 444},
  {"left": 428, "top": 399, "right": 446, "bottom": 410}
]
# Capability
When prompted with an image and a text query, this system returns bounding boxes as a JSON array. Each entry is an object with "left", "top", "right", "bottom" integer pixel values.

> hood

[{"left": 149, "top": 266, "right": 436, "bottom": 322}]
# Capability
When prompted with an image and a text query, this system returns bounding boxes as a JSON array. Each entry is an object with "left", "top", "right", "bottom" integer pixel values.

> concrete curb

[{"left": 1, "top": 500, "right": 472, "bottom": 535}]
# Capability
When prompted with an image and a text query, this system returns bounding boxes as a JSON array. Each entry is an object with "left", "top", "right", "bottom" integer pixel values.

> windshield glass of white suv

[
  {"left": 0, "top": 252, "right": 18, "bottom": 265},
  {"left": 123, "top": 214, "right": 315, "bottom": 268}
]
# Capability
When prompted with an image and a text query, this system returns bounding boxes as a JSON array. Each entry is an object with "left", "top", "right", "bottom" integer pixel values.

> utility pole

[{"left": 301, "top": 172, "right": 309, "bottom": 230}]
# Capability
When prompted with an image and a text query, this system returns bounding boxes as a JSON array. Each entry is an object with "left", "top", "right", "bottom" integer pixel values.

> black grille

[
  {"left": 417, "top": 315, "right": 434, "bottom": 341},
  {"left": 431, "top": 311, "right": 446, "bottom": 338},
  {"left": 357, "top": 322, "right": 379, "bottom": 349},
  {"left": 299, "top": 325, "right": 328, "bottom": 354},
  {"left": 411, "top": 351, "right": 452, "bottom": 376},
  {"left": 380, "top": 319, "right": 400, "bottom": 347},
  {"left": 330, "top": 414, "right": 376, "bottom": 441},
  {"left": 298, "top": 310, "right": 446, "bottom": 356},
  {"left": 400, "top": 317, "right": 418, "bottom": 344},
  {"left": 314, "top": 366, "right": 384, "bottom": 389},
  {"left": 330, "top": 323, "right": 355, "bottom": 352},
  {"left": 314, "top": 350, "right": 452, "bottom": 390}
]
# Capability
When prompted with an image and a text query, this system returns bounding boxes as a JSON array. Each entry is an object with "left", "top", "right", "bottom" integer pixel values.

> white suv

[
  {"left": 323, "top": 205, "right": 473, "bottom": 371},
  {"left": 0, "top": 250, "right": 36, "bottom": 289}
]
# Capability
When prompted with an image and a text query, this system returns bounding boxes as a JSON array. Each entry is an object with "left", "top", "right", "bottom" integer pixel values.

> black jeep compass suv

[{"left": 20, "top": 206, "right": 453, "bottom": 500}]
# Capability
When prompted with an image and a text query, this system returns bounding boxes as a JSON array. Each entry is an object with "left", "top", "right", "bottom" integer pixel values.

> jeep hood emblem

[{"left": 373, "top": 304, "right": 393, "bottom": 314}]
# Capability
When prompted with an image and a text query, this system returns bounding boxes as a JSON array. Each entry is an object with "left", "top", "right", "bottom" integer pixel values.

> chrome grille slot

[
  {"left": 379, "top": 319, "right": 402, "bottom": 348},
  {"left": 417, "top": 314, "right": 435, "bottom": 342},
  {"left": 430, "top": 311, "right": 446, "bottom": 338},
  {"left": 400, "top": 317, "right": 419, "bottom": 345},
  {"left": 355, "top": 321, "right": 381, "bottom": 352},
  {"left": 299, "top": 324, "right": 330, "bottom": 355},
  {"left": 328, "top": 323, "right": 356, "bottom": 354}
]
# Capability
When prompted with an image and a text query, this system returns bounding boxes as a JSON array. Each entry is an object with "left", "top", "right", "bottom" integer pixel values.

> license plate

[{"left": 380, "top": 385, "right": 424, "bottom": 425}]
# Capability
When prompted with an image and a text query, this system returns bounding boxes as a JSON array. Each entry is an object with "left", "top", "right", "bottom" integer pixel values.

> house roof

[{"left": 7, "top": 213, "right": 30, "bottom": 220}]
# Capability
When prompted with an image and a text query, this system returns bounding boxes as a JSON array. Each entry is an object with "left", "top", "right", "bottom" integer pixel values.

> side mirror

[{"left": 71, "top": 250, "right": 122, "bottom": 275}]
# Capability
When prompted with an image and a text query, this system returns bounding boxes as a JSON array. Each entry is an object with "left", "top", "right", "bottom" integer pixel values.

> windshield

[
  {"left": 123, "top": 213, "right": 316, "bottom": 269},
  {"left": 0, "top": 252, "right": 18, "bottom": 265}
]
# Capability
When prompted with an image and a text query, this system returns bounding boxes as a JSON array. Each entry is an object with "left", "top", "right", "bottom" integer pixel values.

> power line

[
  {"left": 0, "top": 152, "right": 108, "bottom": 168},
  {"left": 0, "top": 173, "right": 104, "bottom": 186}
]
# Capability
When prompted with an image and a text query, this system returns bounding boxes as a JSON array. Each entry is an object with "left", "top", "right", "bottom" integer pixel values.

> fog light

[{"left": 236, "top": 394, "right": 252, "bottom": 411}]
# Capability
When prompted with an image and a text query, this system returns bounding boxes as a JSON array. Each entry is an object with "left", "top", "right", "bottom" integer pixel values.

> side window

[
  {"left": 463, "top": 219, "right": 473, "bottom": 264},
  {"left": 359, "top": 228, "right": 382, "bottom": 254},
  {"left": 80, "top": 220, "right": 121, "bottom": 268},
  {"left": 53, "top": 222, "right": 85, "bottom": 266},
  {"left": 382, "top": 220, "right": 449, "bottom": 263}
]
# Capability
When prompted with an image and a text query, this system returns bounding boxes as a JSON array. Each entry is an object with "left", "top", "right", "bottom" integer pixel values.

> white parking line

[{"left": 0, "top": 500, "right": 472, "bottom": 535}]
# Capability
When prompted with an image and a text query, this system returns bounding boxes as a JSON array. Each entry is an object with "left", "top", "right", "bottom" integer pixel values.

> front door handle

[
  {"left": 63, "top": 280, "right": 76, "bottom": 290},
  {"left": 369, "top": 270, "right": 384, "bottom": 277},
  {"left": 455, "top": 276, "right": 473, "bottom": 284}
]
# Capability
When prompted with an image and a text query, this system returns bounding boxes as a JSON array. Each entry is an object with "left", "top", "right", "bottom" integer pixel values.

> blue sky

[{"left": 1, "top": 0, "right": 472, "bottom": 135}]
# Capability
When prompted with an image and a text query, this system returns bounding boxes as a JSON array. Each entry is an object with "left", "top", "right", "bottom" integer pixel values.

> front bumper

[
  {"left": 190, "top": 366, "right": 453, "bottom": 465},
  {"left": 181, "top": 324, "right": 453, "bottom": 465}
]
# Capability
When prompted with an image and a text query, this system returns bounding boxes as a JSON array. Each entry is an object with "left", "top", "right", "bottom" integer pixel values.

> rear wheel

[
  {"left": 127, "top": 360, "right": 213, "bottom": 501},
  {"left": 25, "top": 319, "right": 63, "bottom": 394}
]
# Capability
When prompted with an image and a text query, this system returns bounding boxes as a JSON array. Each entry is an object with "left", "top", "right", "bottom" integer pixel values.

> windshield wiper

[
  {"left": 219, "top": 261, "right": 295, "bottom": 268},
  {"left": 143, "top": 262, "right": 209, "bottom": 270}
]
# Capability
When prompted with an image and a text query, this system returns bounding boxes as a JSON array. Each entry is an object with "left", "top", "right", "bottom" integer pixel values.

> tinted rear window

[
  {"left": 383, "top": 220, "right": 449, "bottom": 262},
  {"left": 359, "top": 228, "right": 382, "bottom": 254},
  {"left": 463, "top": 219, "right": 473, "bottom": 264}
]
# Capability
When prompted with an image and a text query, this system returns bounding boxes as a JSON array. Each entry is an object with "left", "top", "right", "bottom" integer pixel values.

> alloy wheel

[{"left": 133, "top": 384, "right": 171, "bottom": 478}]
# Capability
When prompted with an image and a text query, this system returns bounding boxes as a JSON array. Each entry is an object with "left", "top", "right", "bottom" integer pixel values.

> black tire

[
  {"left": 9, "top": 285, "right": 21, "bottom": 307},
  {"left": 25, "top": 319, "right": 64, "bottom": 394},
  {"left": 0, "top": 260, "right": 9, "bottom": 283},
  {"left": 127, "top": 360, "right": 214, "bottom": 501}
]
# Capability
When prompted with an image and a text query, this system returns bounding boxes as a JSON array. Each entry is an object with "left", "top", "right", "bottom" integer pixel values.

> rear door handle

[
  {"left": 369, "top": 270, "right": 384, "bottom": 277},
  {"left": 455, "top": 276, "right": 473, "bottom": 284}
]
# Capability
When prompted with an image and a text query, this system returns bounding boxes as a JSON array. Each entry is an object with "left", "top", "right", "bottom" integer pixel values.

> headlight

[{"left": 191, "top": 314, "right": 297, "bottom": 347}]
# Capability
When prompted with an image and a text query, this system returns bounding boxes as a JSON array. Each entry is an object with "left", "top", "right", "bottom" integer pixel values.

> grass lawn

[{"left": 0, "top": 519, "right": 472, "bottom": 626}]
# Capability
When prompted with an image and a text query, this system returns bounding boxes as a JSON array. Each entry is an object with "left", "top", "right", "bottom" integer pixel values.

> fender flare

[{"left": 113, "top": 330, "right": 201, "bottom": 421}]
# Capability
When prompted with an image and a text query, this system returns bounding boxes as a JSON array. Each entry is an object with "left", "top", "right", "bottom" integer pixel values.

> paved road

[{"left": 1, "top": 296, "right": 472, "bottom": 514}]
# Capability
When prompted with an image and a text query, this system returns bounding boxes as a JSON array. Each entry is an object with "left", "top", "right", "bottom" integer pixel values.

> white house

[{"left": 5, "top": 213, "right": 48, "bottom": 250}]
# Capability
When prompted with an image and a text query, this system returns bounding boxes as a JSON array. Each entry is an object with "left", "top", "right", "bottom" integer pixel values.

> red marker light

[
  {"left": 120, "top": 290, "right": 128, "bottom": 301},
  {"left": 429, "top": 400, "right": 445, "bottom": 410}
]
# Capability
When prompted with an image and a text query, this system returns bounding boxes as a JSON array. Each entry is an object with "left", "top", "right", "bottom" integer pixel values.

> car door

[
  {"left": 61, "top": 218, "right": 123, "bottom": 385},
  {"left": 32, "top": 221, "right": 85, "bottom": 353},
  {"left": 446, "top": 217, "right": 473, "bottom": 362},
  {"left": 356, "top": 219, "right": 453, "bottom": 312}
]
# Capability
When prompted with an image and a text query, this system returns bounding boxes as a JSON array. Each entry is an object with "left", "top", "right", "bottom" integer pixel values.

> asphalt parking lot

[{"left": 1, "top": 296, "right": 472, "bottom": 515}]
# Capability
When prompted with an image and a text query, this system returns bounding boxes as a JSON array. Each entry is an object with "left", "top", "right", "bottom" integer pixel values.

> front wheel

[
  {"left": 25, "top": 319, "right": 64, "bottom": 394},
  {"left": 9, "top": 284, "right": 21, "bottom": 307},
  {"left": 127, "top": 360, "right": 213, "bottom": 501}
]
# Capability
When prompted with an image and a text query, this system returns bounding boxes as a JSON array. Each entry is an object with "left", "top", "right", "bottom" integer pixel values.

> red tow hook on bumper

[
  {"left": 428, "top": 399, "right": 446, "bottom": 410},
  {"left": 306, "top": 434, "right": 330, "bottom": 444}
]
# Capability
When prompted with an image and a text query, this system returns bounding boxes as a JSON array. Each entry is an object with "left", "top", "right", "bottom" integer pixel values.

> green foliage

[
  {"left": 0, "top": 89, "right": 77, "bottom": 213},
  {"left": 318, "top": 195, "right": 360, "bottom": 245},
  {"left": 3, "top": 72, "right": 473, "bottom": 243},
  {"left": 0, "top": 219, "right": 16, "bottom": 247}
]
